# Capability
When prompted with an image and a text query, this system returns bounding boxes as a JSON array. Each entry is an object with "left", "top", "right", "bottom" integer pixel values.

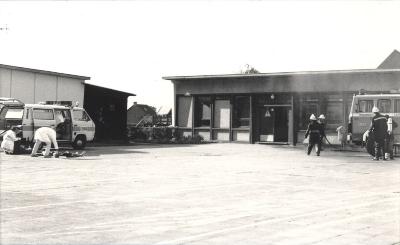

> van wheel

[{"left": 73, "top": 135, "right": 86, "bottom": 150}]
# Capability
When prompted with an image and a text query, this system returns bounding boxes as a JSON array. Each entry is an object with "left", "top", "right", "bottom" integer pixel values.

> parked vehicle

[
  {"left": 0, "top": 98, "right": 25, "bottom": 136},
  {"left": 0, "top": 99, "right": 95, "bottom": 150},
  {"left": 348, "top": 92, "right": 400, "bottom": 155}
]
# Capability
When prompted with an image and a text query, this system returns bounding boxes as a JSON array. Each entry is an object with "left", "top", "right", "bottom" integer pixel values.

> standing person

[
  {"left": 0, "top": 126, "right": 21, "bottom": 154},
  {"left": 31, "top": 127, "right": 59, "bottom": 158},
  {"left": 318, "top": 114, "right": 326, "bottom": 150},
  {"left": 385, "top": 115, "right": 397, "bottom": 160},
  {"left": 305, "top": 114, "right": 322, "bottom": 156},
  {"left": 369, "top": 107, "right": 388, "bottom": 161}
]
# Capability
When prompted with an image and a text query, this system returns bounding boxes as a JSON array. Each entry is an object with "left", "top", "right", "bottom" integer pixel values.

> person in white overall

[
  {"left": 1, "top": 126, "right": 21, "bottom": 154},
  {"left": 31, "top": 127, "right": 59, "bottom": 158}
]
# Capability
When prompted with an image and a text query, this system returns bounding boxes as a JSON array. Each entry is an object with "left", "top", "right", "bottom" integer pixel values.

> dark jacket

[
  {"left": 305, "top": 121, "right": 321, "bottom": 142},
  {"left": 318, "top": 121, "right": 326, "bottom": 138},
  {"left": 369, "top": 113, "right": 388, "bottom": 140}
]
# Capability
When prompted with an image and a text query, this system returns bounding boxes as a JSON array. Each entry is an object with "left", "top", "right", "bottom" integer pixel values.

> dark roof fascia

[
  {"left": 0, "top": 64, "right": 90, "bottom": 80},
  {"left": 85, "top": 83, "right": 136, "bottom": 96},
  {"left": 163, "top": 68, "right": 400, "bottom": 81}
]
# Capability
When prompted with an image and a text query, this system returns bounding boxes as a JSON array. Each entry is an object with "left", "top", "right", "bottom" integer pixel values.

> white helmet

[
  {"left": 372, "top": 106, "right": 379, "bottom": 113},
  {"left": 318, "top": 114, "right": 325, "bottom": 120},
  {"left": 309, "top": 114, "right": 317, "bottom": 120}
]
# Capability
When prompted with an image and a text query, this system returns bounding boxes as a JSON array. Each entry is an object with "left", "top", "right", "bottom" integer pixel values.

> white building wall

[
  {"left": 0, "top": 67, "right": 85, "bottom": 106},
  {"left": 57, "top": 77, "right": 84, "bottom": 106},
  {"left": 11, "top": 70, "right": 35, "bottom": 103},
  {"left": 34, "top": 74, "right": 57, "bottom": 103},
  {"left": 0, "top": 68, "right": 11, "bottom": 97}
]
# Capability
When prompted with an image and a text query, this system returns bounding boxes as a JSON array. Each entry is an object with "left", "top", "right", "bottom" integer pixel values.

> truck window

[
  {"left": 33, "top": 109, "right": 54, "bottom": 120},
  {"left": 357, "top": 100, "right": 373, "bottom": 113},
  {"left": 378, "top": 99, "right": 391, "bottom": 113},
  {"left": 395, "top": 99, "right": 400, "bottom": 113},
  {"left": 5, "top": 108, "right": 24, "bottom": 119},
  {"left": 73, "top": 110, "right": 90, "bottom": 121}
]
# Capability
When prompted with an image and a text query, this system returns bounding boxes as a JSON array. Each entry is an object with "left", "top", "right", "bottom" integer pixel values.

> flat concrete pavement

[{"left": 0, "top": 143, "right": 399, "bottom": 245}]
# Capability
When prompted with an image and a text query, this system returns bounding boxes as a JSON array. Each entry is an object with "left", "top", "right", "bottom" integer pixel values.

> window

[
  {"left": 233, "top": 96, "right": 250, "bottom": 128},
  {"left": 177, "top": 97, "right": 192, "bottom": 127},
  {"left": 378, "top": 99, "right": 391, "bottom": 113},
  {"left": 194, "top": 96, "right": 211, "bottom": 127},
  {"left": 214, "top": 99, "right": 230, "bottom": 128},
  {"left": 33, "top": 109, "right": 54, "bottom": 120},
  {"left": 5, "top": 109, "right": 23, "bottom": 119},
  {"left": 326, "top": 102, "right": 343, "bottom": 128},
  {"left": 73, "top": 110, "right": 90, "bottom": 121},
  {"left": 357, "top": 100, "right": 374, "bottom": 113},
  {"left": 395, "top": 100, "right": 400, "bottom": 113}
]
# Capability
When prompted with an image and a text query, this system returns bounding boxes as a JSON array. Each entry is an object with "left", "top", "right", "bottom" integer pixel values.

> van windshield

[
  {"left": 357, "top": 100, "right": 373, "bottom": 113},
  {"left": 5, "top": 108, "right": 24, "bottom": 119}
]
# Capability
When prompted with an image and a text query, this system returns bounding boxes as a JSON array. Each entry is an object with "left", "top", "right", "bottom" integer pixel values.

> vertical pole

[
  {"left": 249, "top": 95, "right": 253, "bottom": 144},
  {"left": 229, "top": 96, "right": 233, "bottom": 142},
  {"left": 210, "top": 95, "right": 215, "bottom": 141},
  {"left": 288, "top": 94, "right": 294, "bottom": 145},
  {"left": 191, "top": 96, "right": 195, "bottom": 137},
  {"left": 172, "top": 82, "right": 177, "bottom": 127}
]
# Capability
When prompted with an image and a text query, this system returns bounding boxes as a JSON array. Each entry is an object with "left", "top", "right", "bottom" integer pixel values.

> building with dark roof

[
  {"left": 163, "top": 50, "right": 400, "bottom": 145},
  {"left": 127, "top": 102, "right": 157, "bottom": 127}
]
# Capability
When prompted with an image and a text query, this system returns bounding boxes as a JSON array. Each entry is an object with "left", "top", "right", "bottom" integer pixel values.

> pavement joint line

[
  {"left": 1, "top": 182, "right": 398, "bottom": 213},
  {"left": 18, "top": 198, "right": 399, "bottom": 238},
  {"left": 0, "top": 182, "right": 267, "bottom": 212},
  {"left": 13, "top": 196, "right": 400, "bottom": 238},
  {"left": 154, "top": 207, "right": 399, "bottom": 245},
  {"left": 2, "top": 176, "right": 398, "bottom": 194}
]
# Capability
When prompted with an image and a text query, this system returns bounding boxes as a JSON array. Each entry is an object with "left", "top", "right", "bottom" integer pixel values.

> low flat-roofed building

[{"left": 163, "top": 50, "right": 400, "bottom": 145}]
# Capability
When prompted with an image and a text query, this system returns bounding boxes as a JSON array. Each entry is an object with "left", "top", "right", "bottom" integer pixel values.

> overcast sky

[{"left": 0, "top": 1, "right": 399, "bottom": 113}]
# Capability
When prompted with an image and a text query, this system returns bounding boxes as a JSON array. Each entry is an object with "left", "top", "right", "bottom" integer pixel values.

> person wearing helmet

[
  {"left": 369, "top": 106, "right": 388, "bottom": 160},
  {"left": 317, "top": 114, "right": 326, "bottom": 150},
  {"left": 305, "top": 114, "right": 322, "bottom": 156}
]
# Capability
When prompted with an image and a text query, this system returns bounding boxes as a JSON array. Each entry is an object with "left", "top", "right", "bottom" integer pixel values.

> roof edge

[
  {"left": 0, "top": 64, "right": 90, "bottom": 80},
  {"left": 85, "top": 83, "right": 136, "bottom": 96},
  {"left": 163, "top": 68, "right": 400, "bottom": 81}
]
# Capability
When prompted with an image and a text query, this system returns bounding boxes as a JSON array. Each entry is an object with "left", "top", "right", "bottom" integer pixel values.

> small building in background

[
  {"left": 84, "top": 84, "right": 135, "bottom": 141},
  {"left": 127, "top": 102, "right": 157, "bottom": 127}
]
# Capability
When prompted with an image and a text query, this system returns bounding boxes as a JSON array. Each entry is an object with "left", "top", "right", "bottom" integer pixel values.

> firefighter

[
  {"left": 31, "top": 127, "right": 59, "bottom": 158},
  {"left": 0, "top": 126, "right": 21, "bottom": 154},
  {"left": 369, "top": 107, "right": 388, "bottom": 161},
  {"left": 305, "top": 114, "right": 322, "bottom": 156}
]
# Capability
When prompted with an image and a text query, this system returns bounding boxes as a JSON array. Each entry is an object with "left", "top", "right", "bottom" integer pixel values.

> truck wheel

[
  {"left": 366, "top": 136, "right": 375, "bottom": 156},
  {"left": 72, "top": 135, "right": 86, "bottom": 150}
]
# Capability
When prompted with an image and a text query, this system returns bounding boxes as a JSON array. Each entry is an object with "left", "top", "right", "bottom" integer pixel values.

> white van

[{"left": 20, "top": 103, "right": 95, "bottom": 149}]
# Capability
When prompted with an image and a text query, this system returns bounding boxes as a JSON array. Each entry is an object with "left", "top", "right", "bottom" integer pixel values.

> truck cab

[{"left": 348, "top": 93, "right": 400, "bottom": 145}]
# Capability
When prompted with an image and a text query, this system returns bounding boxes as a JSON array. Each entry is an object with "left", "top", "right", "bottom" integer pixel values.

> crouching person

[
  {"left": 1, "top": 126, "right": 22, "bottom": 154},
  {"left": 31, "top": 127, "right": 59, "bottom": 158}
]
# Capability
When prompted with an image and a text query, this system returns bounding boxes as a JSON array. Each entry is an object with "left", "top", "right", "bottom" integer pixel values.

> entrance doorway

[{"left": 258, "top": 106, "right": 290, "bottom": 143}]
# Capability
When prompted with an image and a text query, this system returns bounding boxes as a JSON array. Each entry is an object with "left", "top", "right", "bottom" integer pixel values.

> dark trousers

[
  {"left": 374, "top": 138, "right": 386, "bottom": 159},
  {"left": 308, "top": 138, "right": 321, "bottom": 155}
]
